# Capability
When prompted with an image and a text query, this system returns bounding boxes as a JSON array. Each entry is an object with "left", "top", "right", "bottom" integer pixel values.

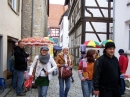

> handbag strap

[
  {"left": 42, "top": 68, "right": 46, "bottom": 73},
  {"left": 33, "top": 59, "right": 38, "bottom": 70},
  {"left": 67, "top": 55, "right": 71, "bottom": 66},
  {"left": 36, "top": 59, "right": 38, "bottom": 66}
]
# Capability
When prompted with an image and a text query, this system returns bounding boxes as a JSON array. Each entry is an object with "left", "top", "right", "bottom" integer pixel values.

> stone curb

[{"left": 0, "top": 88, "right": 11, "bottom": 97}]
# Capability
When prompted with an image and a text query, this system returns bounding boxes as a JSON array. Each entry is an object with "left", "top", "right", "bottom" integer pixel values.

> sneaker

[
  {"left": 12, "top": 87, "right": 16, "bottom": 90},
  {"left": 72, "top": 79, "right": 74, "bottom": 82},
  {"left": 16, "top": 92, "right": 26, "bottom": 96}
]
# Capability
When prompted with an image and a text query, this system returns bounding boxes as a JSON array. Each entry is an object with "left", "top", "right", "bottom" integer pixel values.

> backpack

[
  {"left": 9, "top": 55, "right": 15, "bottom": 72},
  {"left": 11, "top": 55, "right": 15, "bottom": 68}
]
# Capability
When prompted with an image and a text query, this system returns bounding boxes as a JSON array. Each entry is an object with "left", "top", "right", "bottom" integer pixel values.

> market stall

[{"left": 21, "top": 37, "right": 54, "bottom": 57}]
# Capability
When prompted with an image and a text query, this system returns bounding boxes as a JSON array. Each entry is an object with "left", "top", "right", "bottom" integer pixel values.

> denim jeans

[
  {"left": 38, "top": 86, "right": 48, "bottom": 97},
  {"left": 120, "top": 78, "right": 125, "bottom": 95},
  {"left": 12, "top": 69, "right": 17, "bottom": 89},
  {"left": 59, "top": 77, "right": 71, "bottom": 97},
  {"left": 81, "top": 80, "right": 93, "bottom": 97},
  {"left": 13, "top": 70, "right": 24, "bottom": 94}
]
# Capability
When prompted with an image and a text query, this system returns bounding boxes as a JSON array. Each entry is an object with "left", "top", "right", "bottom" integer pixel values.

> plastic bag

[
  {"left": 24, "top": 76, "right": 33, "bottom": 90},
  {"left": 24, "top": 71, "right": 29, "bottom": 80}
]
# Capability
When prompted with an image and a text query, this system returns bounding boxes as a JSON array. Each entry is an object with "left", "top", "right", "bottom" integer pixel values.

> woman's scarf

[{"left": 38, "top": 53, "right": 50, "bottom": 64}]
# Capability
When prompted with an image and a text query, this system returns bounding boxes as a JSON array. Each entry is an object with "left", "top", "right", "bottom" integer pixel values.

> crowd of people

[{"left": 8, "top": 40, "right": 129, "bottom": 97}]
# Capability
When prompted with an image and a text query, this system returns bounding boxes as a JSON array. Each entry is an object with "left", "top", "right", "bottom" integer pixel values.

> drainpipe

[
  {"left": 31, "top": 0, "right": 34, "bottom": 37},
  {"left": 31, "top": 0, "right": 34, "bottom": 55},
  {"left": 21, "top": 0, "right": 24, "bottom": 39}
]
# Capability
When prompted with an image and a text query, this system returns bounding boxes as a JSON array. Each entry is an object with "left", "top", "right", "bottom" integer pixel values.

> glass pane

[{"left": 129, "top": 24, "right": 130, "bottom": 29}]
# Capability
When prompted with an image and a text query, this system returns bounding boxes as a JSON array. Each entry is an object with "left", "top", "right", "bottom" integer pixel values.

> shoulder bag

[{"left": 59, "top": 55, "right": 72, "bottom": 79}]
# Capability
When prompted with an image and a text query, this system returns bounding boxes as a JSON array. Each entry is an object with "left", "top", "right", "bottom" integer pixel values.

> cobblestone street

[
  {"left": 5, "top": 70, "right": 83, "bottom": 97},
  {"left": 4, "top": 70, "right": 130, "bottom": 97}
]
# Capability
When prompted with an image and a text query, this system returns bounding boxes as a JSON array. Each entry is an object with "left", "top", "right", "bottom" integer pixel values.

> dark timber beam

[
  {"left": 106, "top": 2, "right": 111, "bottom": 39},
  {"left": 89, "top": 22, "right": 101, "bottom": 42},
  {"left": 95, "top": 0, "right": 105, "bottom": 18},
  {"left": 68, "top": 0, "right": 77, "bottom": 19},
  {"left": 106, "top": 23, "right": 109, "bottom": 39},
  {"left": 85, "top": 6, "right": 113, "bottom": 10},
  {"left": 81, "top": 0, "right": 85, "bottom": 44},
  {"left": 85, "top": 31, "right": 112, "bottom": 34},
  {"left": 85, "top": 8, "right": 93, "bottom": 17},
  {"left": 108, "top": 2, "right": 111, "bottom": 18},
  {"left": 84, "top": 17, "right": 113, "bottom": 23}
]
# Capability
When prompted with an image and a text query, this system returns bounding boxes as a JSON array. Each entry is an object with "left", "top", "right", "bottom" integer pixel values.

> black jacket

[
  {"left": 14, "top": 47, "right": 29, "bottom": 71},
  {"left": 93, "top": 54, "right": 121, "bottom": 90}
]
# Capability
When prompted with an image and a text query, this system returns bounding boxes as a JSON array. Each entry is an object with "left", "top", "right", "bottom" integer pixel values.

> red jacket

[{"left": 119, "top": 55, "right": 129, "bottom": 73}]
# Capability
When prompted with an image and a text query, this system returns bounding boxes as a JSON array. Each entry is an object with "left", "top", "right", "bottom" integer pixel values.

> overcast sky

[{"left": 49, "top": 0, "right": 65, "bottom": 5}]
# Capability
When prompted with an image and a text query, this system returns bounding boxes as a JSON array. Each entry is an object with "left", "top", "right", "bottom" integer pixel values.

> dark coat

[
  {"left": 14, "top": 46, "right": 29, "bottom": 71},
  {"left": 93, "top": 54, "right": 121, "bottom": 91}
]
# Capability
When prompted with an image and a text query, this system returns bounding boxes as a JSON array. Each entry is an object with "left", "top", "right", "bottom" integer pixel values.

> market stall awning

[
  {"left": 83, "top": 40, "right": 100, "bottom": 48},
  {"left": 101, "top": 39, "right": 113, "bottom": 47},
  {"left": 21, "top": 37, "right": 54, "bottom": 46}
]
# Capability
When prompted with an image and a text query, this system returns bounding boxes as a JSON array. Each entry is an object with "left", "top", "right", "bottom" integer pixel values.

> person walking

[
  {"left": 55, "top": 46, "right": 73, "bottom": 97},
  {"left": 118, "top": 49, "right": 129, "bottom": 95},
  {"left": 29, "top": 46, "right": 57, "bottom": 97},
  {"left": 13, "top": 40, "right": 30, "bottom": 96},
  {"left": 78, "top": 52, "right": 86, "bottom": 63},
  {"left": 93, "top": 42, "right": 121, "bottom": 97},
  {"left": 78, "top": 49, "right": 96, "bottom": 97},
  {"left": 118, "top": 49, "right": 128, "bottom": 74},
  {"left": 79, "top": 44, "right": 86, "bottom": 63}
]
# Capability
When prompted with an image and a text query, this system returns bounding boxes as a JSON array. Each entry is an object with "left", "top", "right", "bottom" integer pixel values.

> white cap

[{"left": 62, "top": 45, "right": 69, "bottom": 50}]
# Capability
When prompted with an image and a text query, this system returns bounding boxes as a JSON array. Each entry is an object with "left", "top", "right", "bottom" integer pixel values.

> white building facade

[
  {"left": 0, "top": 0, "right": 22, "bottom": 78},
  {"left": 59, "top": 11, "right": 69, "bottom": 47},
  {"left": 114, "top": 0, "right": 130, "bottom": 74}
]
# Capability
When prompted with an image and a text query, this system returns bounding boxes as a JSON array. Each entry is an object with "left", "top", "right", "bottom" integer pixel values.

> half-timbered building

[{"left": 65, "top": 0, "right": 113, "bottom": 64}]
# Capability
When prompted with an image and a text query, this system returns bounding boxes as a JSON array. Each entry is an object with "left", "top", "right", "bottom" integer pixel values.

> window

[
  {"left": 128, "top": 24, "right": 130, "bottom": 50},
  {"left": 8, "top": 0, "right": 20, "bottom": 15}
]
